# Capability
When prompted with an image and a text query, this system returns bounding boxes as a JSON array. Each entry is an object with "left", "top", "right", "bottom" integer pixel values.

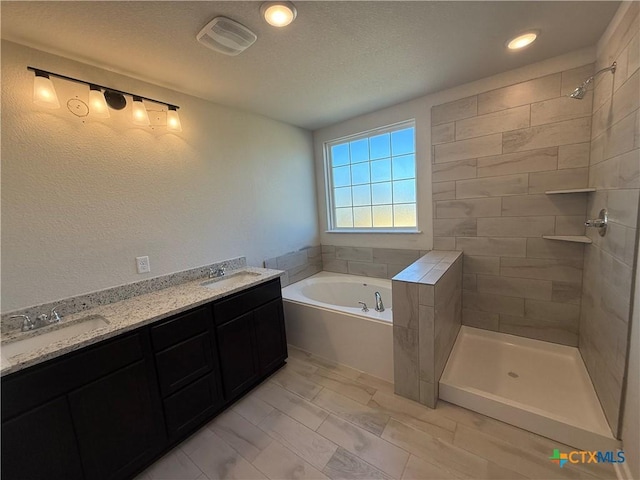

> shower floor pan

[{"left": 439, "top": 326, "right": 619, "bottom": 451}]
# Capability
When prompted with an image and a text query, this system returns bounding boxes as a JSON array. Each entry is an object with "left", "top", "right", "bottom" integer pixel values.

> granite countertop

[{"left": 0, "top": 267, "right": 283, "bottom": 377}]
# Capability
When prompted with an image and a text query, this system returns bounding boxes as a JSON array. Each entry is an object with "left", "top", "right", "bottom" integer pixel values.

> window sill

[{"left": 325, "top": 229, "right": 422, "bottom": 234}]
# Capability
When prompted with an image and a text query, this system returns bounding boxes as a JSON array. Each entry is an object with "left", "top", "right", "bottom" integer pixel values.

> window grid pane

[
  {"left": 373, "top": 205, "right": 393, "bottom": 227},
  {"left": 353, "top": 206, "right": 372, "bottom": 227},
  {"left": 336, "top": 208, "right": 354, "bottom": 228},
  {"left": 334, "top": 186, "right": 352, "bottom": 208},
  {"left": 332, "top": 165, "right": 351, "bottom": 188},
  {"left": 328, "top": 123, "right": 416, "bottom": 230}
]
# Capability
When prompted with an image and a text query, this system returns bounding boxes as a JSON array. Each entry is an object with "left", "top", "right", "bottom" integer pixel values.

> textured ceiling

[{"left": 1, "top": 1, "right": 620, "bottom": 130}]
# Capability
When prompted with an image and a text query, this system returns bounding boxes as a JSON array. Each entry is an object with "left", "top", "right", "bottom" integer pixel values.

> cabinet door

[
  {"left": 68, "top": 361, "right": 164, "bottom": 480},
  {"left": 254, "top": 299, "right": 287, "bottom": 375},
  {"left": 1, "top": 396, "right": 84, "bottom": 480},
  {"left": 216, "top": 311, "right": 259, "bottom": 400}
]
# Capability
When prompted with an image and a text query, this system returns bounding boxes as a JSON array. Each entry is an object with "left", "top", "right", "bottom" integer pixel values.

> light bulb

[
  {"left": 507, "top": 32, "right": 538, "bottom": 50},
  {"left": 167, "top": 106, "right": 182, "bottom": 132},
  {"left": 132, "top": 96, "right": 149, "bottom": 126},
  {"left": 261, "top": 2, "right": 296, "bottom": 27},
  {"left": 33, "top": 72, "right": 60, "bottom": 109},
  {"left": 89, "top": 85, "right": 110, "bottom": 118}
]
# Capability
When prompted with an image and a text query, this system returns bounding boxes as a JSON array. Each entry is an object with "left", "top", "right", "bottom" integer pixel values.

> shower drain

[{"left": 508, "top": 371, "right": 519, "bottom": 378}]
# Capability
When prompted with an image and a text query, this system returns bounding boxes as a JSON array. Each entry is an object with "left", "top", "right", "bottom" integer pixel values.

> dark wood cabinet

[
  {"left": 254, "top": 299, "right": 287, "bottom": 375},
  {"left": 217, "top": 311, "right": 260, "bottom": 399},
  {"left": 1, "top": 396, "right": 84, "bottom": 480},
  {"left": 215, "top": 279, "right": 287, "bottom": 402},
  {"left": 1, "top": 277, "right": 287, "bottom": 480},
  {"left": 1, "top": 332, "right": 164, "bottom": 480},
  {"left": 155, "top": 332, "right": 214, "bottom": 396},
  {"left": 151, "top": 306, "right": 223, "bottom": 441},
  {"left": 69, "top": 361, "right": 164, "bottom": 480},
  {"left": 163, "top": 373, "right": 221, "bottom": 438}
]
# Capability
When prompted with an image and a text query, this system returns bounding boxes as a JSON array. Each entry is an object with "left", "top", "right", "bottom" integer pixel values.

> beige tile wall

[
  {"left": 431, "top": 64, "right": 595, "bottom": 347},
  {"left": 269, "top": 245, "right": 425, "bottom": 287},
  {"left": 321, "top": 245, "right": 423, "bottom": 279},
  {"left": 264, "top": 246, "right": 322, "bottom": 287},
  {"left": 392, "top": 251, "right": 462, "bottom": 408},
  {"left": 580, "top": 3, "right": 640, "bottom": 437}
]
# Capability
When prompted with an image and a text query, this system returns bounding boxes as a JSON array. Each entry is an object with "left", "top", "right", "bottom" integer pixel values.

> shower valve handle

[
  {"left": 584, "top": 209, "right": 608, "bottom": 237},
  {"left": 584, "top": 219, "right": 606, "bottom": 228}
]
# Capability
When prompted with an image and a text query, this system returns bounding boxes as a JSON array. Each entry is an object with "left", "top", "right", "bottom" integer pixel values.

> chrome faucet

[
  {"left": 209, "top": 266, "right": 226, "bottom": 279},
  {"left": 50, "top": 306, "right": 63, "bottom": 323},
  {"left": 10, "top": 314, "right": 35, "bottom": 332},
  {"left": 358, "top": 302, "right": 369, "bottom": 312},
  {"left": 374, "top": 292, "right": 385, "bottom": 312},
  {"left": 10, "top": 306, "right": 62, "bottom": 332},
  {"left": 585, "top": 209, "right": 608, "bottom": 237}
]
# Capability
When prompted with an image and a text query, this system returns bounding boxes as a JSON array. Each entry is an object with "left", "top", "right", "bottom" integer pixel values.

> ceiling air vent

[{"left": 196, "top": 17, "right": 257, "bottom": 56}]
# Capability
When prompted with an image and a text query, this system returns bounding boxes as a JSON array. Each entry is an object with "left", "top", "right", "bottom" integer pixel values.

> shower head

[
  {"left": 568, "top": 62, "right": 616, "bottom": 100},
  {"left": 569, "top": 85, "right": 587, "bottom": 100}
]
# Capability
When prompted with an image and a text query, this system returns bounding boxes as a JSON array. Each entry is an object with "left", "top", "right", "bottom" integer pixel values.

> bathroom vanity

[{"left": 1, "top": 273, "right": 287, "bottom": 480}]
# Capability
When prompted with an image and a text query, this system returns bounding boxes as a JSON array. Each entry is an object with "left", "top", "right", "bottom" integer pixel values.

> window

[{"left": 325, "top": 121, "right": 417, "bottom": 231}]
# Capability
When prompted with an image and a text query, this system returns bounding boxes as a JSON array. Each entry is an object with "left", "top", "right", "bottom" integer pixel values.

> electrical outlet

[{"left": 136, "top": 256, "right": 150, "bottom": 274}]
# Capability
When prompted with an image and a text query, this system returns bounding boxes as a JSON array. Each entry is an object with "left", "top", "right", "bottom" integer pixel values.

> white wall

[
  {"left": 1, "top": 41, "right": 319, "bottom": 312},
  {"left": 313, "top": 47, "right": 596, "bottom": 250}
]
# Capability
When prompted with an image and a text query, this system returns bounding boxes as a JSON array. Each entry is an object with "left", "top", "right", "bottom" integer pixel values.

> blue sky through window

[{"left": 327, "top": 122, "right": 416, "bottom": 229}]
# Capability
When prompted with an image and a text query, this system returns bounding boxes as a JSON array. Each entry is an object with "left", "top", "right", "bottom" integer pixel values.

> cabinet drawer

[
  {"left": 2, "top": 333, "right": 143, "bottom": 421},
  {"left": 155, "top": 332, "right": 213, "bottom": 397},
  {"left": 163, "top": 373, "right": 220, "bottom": 439},
  {"left": 213, "top": 279, "right": 281, "bottom": 326},
  {"left": 151, "top": 306, "right": 211, "bottom": 352}
]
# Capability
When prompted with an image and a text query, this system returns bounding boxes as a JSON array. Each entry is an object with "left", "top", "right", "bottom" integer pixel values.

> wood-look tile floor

[{"left": 136, "top": 346, "right": 617, "bottom": 480}]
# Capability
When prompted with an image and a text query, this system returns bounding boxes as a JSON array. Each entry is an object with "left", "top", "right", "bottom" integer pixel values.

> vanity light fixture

[
  {"left": 131, "top": 96, "right": 150, "bottom": 126},
  {"left": 27, "top": 66, "right": 181, "bottom": 130},
  {"left": 261, "top": 1, "right": 297, "bottom": 27},
  {"left": 167, "top": 105, "right": 182, "bottom": 132},
  {"left": 32, "top": 70, "right": 60, "bottom": 109},
  {"left": 89, "top": 85, "right": 110, "bottom": 118},
  {"left": 507, "top": 31, "right": 539, "bottom": 50}
]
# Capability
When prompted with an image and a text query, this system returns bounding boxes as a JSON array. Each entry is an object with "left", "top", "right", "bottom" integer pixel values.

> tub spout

[{"left": 374, "top": 292, "right": 385, "bottom": 312}]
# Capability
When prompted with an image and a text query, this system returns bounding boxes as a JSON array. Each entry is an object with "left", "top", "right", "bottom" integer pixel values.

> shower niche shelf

[
  {"left": 543, "top": 189, "right": 595, "bottom": 243},
  {"left": 542, "top": 235, "right": 592, "bottom": 244},
  {"left": 545, "top": 188, "right": 596, "bottom": 194}
]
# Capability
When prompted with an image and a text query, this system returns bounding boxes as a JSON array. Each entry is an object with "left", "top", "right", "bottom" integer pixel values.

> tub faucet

[
  {"left": 358, "top": 302, "right": 369, "bottom": 312},
  {"left": 374, "top": 292, "right": 385, "bottom": 312}
]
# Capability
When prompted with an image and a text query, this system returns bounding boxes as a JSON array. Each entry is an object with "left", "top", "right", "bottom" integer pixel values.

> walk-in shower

[
  {"left": 568, "top": 62, "right": 617, "bottom": 99},
  {"left": 440, "top": 327, "right": 620, "bottom": 451}
]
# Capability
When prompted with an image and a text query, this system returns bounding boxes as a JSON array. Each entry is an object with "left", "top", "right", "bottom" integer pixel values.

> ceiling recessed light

[
  {"left": 507, "top": 31, "right": 538, "bottom": 50},
  {"left": 261, "top": 2, "right": 297, "bottom": 27}
]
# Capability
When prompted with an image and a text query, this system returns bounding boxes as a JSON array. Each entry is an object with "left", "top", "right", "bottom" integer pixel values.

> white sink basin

[
  {"left": 1, "top": 315, "right": 110, "bottom": 359},
  {"left": 200, "top": 270, "right": 261, "bottom": 288}
]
